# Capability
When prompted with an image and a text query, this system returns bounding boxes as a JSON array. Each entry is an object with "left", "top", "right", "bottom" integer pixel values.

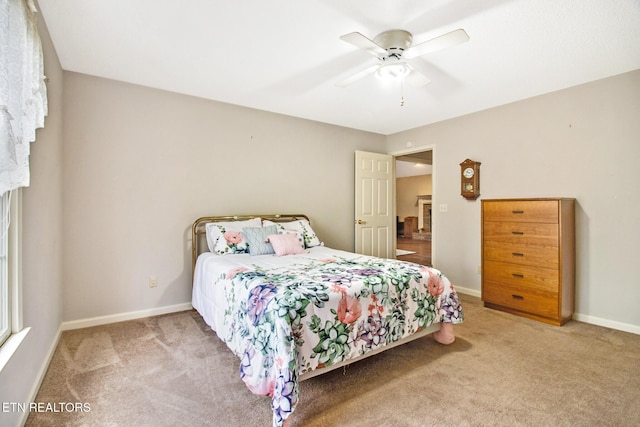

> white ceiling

[
  {"left": 37, "top": 0, "right": 640, "bottom": 135},
  {"left": 396, "top": 161, "right": 432, "bottom": 178}
]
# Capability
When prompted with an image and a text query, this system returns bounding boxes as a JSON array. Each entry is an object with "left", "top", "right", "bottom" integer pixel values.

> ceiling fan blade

[
  {"left": 404, "top": 66, "right": 431, "bottom": 87},
  {"left": 339, "top": 32, "right": 387, "bottom": 57},
  {"left": 404, "top": 29, "right": 469, "bottom": 59},
  {"left": 336, "top": 64, "right": 380, "bottom": 87}
]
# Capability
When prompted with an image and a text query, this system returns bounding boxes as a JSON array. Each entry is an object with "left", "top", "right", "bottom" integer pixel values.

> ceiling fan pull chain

[{"left": 400, "top": 79, "right": 405, "bottom": 107}]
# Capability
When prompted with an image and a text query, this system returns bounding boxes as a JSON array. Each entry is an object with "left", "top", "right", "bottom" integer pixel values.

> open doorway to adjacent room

[{"left": 395, "top": 150, "right": 432, "bottom": 266}]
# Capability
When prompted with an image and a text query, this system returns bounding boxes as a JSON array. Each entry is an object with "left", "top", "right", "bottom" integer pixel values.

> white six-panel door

[{"left": 354, "top": 150, "right": 394, "bottom": 258}]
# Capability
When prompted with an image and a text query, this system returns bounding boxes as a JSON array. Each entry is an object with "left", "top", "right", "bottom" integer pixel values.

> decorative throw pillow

[
  {"left": 242, "top": 225, "right": 278, "bottom": 256},
  {"left": 262, "top": 219, "right": 322, "bottom": 248},
  {"left": 267, "top": 233, "right": 308, "bottom": 256},
  {"left": 275, "top": 229, "right": 305, "bottom": 249},
  {"left": 205, "top": 218, "right": 261, "bottom": 254}
]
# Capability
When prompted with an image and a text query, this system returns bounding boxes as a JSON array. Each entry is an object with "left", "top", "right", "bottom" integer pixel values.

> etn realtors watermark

[{"left": 2, "top": 402, "right": 91, "bottom": 413}]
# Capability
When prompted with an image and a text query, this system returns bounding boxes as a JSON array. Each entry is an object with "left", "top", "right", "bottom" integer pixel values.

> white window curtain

[{"left": 0, "top": 0, "right": 47, "bottom": 195}]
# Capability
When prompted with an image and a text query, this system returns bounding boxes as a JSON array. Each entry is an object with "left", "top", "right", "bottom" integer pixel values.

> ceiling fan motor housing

[{"left": 374, "top": 30, "right": 413, "bottom": 61}]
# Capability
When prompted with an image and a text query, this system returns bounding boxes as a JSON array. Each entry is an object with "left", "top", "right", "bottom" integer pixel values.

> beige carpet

[{"left": 27, "top": 294, "right": 640, "bottom": 426}]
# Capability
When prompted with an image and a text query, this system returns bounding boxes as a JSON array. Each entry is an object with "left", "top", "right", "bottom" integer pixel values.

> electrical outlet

[{"left": 149, "top": 276, "right": 158, "bottom": 288}]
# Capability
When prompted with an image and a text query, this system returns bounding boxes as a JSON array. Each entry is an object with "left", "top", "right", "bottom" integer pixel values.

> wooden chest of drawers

[{"left": 481, "top": 198, "right": 575, "bottom": 325}]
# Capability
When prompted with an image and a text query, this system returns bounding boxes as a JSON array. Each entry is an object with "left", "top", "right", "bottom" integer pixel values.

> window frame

[
  {"left": 0, "top": 189, "right": 26, "bottom": 373},
  {"left": 0, "top": 191, "right": 12, "bottom": 345}
]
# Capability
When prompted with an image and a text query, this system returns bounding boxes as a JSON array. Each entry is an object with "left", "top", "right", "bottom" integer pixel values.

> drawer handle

[
  {"left": 512, "top": 252, "right": 524, "bottom": 257},
  {"left": 512, "top": 273, "right": 524, "bottom": 278},
  {"left": 512, "top": 210, "right": 524, "bottom": 214},
  {"left": 511, "top": 231, "right": 524, "bottom": 235},
  {"left": 512, "top": 294, "right": 524, "bottom": 300}
]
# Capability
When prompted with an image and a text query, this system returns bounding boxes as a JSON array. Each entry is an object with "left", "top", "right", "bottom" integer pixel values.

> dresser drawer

[
  {"left": 483, "top": 260, "right": 559, "bottom": 291},
  {"left": 483, "top": 200, "right": 559, "bottom": 223},
  {"left": 483, "top": 281, "right": 559, "bottom": 319},
  {"left": 483, "top": 221, "right": 558, "bottom": 246},
  {"left": 483, "top": 240, "right": 559, "bottom": 268}
]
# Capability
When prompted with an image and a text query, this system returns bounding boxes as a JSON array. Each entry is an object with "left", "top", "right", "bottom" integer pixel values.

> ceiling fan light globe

[{"left": 376, "top": 63, "right": 410, "bottom": 81}]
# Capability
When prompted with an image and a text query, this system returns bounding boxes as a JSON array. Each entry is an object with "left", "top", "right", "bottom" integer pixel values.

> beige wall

[
  {"left": 388, "top": 70, "right": 640, "bottom": 331},
  {"left": 61, "top": 73, "right": 386, "bottom": 321},
  {"left": 396, "top": 175, "right": 432, "bottom": 221},
  {"left": 0, "top": 13, "right": 65, "bottom": 427}
]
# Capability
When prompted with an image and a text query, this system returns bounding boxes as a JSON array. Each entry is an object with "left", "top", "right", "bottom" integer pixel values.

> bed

[{"left": 191, "top": 214, "right": 464, "bottom": 427}]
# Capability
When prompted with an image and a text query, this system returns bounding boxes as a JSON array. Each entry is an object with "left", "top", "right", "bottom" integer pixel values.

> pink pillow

[{"left": 267, "top": 233, "right": 307, "bottom": 256}]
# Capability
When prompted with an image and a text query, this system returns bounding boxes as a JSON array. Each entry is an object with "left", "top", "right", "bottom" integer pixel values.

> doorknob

[{"left": 356, "top": 219, "right": 367, "bottom": 225}]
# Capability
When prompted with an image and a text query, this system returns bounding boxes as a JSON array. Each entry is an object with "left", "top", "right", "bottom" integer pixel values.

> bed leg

[{"left": 433, "top": 322, "right": 455, "bottom": 345}]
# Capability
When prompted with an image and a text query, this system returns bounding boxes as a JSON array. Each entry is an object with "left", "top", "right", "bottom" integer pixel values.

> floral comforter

[{"left": 192, "top": 246, "right": 463, "bottom": 427}]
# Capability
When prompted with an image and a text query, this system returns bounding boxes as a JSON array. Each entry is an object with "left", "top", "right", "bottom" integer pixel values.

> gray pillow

[{"left": 242, "top": 225, "right": 278, "bottom": 256}]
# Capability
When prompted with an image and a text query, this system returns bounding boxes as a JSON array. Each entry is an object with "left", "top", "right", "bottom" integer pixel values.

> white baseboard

[
  {"left": 454, "top": 287, "right": 639, "bottom": 335},
  {"left": 573, "top": 312, "right": 640, "bottom": 335},
  {"left": 61, "top": 302, "right": 193, "bottom": 331},
  {"left": 454, "top": 286, "right": 481, "bottom": 298}
]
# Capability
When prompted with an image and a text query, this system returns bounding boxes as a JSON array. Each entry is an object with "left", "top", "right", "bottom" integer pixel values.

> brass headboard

[{"left": 191, "top": 214, "right": 311, "bottom": 279}]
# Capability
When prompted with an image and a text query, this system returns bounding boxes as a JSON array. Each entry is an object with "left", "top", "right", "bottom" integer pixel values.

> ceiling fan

[{"left": 337, "top": 28, "right": 469, "bottom": 88}]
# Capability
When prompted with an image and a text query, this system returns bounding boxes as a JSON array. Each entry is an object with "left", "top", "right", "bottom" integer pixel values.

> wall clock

[{"left": 460, "top": 159, "right": 481, "bottom": 200}]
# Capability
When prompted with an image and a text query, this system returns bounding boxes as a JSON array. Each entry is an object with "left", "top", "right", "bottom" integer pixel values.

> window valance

[{"left": 0, "top": 0, "right": 47, "bottom": 195}]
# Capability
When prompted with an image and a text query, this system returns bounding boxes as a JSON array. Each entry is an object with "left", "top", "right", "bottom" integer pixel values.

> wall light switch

[
  {"left": 439, "top": 204, "right": 448, "bottom": 213},
  {"left": 149, "top": 276, "right": 158, "bottom": 288}
]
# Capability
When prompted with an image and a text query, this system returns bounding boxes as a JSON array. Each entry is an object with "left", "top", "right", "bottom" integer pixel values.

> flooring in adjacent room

[{"left": 396, "top": 235, "right": 431, "bottom": 266}]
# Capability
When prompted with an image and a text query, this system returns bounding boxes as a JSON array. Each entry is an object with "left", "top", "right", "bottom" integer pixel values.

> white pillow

[
  {"left": 205, "top": 218, "right": 261, "bottom": 254},
  {"left": 263, "top": 219, "right": 322, "bottom": 248}
]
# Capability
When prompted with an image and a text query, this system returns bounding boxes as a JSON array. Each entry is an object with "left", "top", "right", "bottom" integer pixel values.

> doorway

[{"left": 395, "top": 150, "right": 433, "bottom": 266}]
